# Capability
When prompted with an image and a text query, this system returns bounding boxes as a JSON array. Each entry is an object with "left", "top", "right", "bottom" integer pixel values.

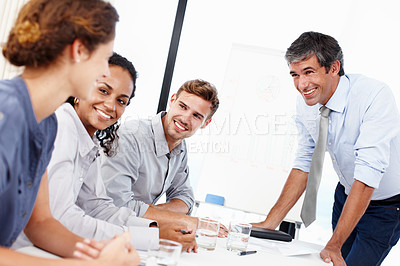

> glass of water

[
  {"left": 146, "top": 239, "right": 182, "bottom": 266},
  {"left": 196, "top": 217, "right": 220, "bottom": 251},
  {"left": 226, "top": 221, "right": 252, "bottom": 252}
]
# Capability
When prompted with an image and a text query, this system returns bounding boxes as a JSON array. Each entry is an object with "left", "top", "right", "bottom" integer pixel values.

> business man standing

[{"left": 252, "top": 32, "right": 400, "bottom": 266}]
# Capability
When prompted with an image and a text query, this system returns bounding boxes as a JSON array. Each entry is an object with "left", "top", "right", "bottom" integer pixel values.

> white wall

[
  {"left": 112, "top": 1, "right": 400, "bottom": 264},
  {"left": 0, "top": 0, "right": 28, "bottom": 79}
]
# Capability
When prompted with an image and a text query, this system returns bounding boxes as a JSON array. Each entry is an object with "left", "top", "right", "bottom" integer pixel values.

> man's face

[
  {"left": 289, "top": 55, "right": 338, "bottom": 106},
  {"left": 163, "top": 91, "right": 212, "bottom": 143}
]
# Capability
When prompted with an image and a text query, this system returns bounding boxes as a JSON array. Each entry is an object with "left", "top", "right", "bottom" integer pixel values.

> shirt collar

[
  {"left": 61, "top": 103, "right": 98, "bottom": 157},
  {"left": 325, "top": 75, "right": 350, "bottom": 114},
  {"left": 151, "top": 112, "right": 184, "bottom": 157}
]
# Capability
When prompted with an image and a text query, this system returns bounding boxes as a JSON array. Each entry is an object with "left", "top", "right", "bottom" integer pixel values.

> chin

[
  {"left": 303, "top": 98, "right": 318, "bottom": 106},
  {"left": 95, "top": 121, "right": 111, "bottom": 131}
]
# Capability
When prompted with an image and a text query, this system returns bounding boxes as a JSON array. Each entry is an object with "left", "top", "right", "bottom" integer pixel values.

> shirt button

[
  {"left": 27, "top": 182, "right": 32, "bottom": 188},
  {"left": 18, "top": 189, "right": 22, "bottom": 194},
  {"left": 328, "top": 142, "right": 332, "bottom": 145},
  {"left": 333, "top": 159, "right": 336, "bottom": 163},
  {"left": 22, "top": 211, "right": 27, "bottom": 217},
  {"left": 0, "top": 112, "right": 3, "bottom": 120},
  {"left": 79, "top": 178, "right": 83, "bottom": 182}
]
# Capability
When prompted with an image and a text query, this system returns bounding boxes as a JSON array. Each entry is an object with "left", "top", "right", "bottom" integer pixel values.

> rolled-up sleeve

[
  {"left": 353, "top": 85, "right": 400, "bottom": 188},
  {"left": 292, "top": 99, "right": 317, "bottom": 173}
]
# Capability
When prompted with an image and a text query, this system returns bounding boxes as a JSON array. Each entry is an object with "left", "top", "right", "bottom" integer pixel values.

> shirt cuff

[
  {"left": 129, "top": 226, "right": 159, "bottom": 251},
  {"left": 354, "top": 163, "right": 384, "bottom": 189},
  {"left": 171, "top": 196, "right": 194, "bottom": 215},
  {"left": 137, "top": 203, "right": 150, "bottom": 217},
  {"left": 130, "top": 216, "right": 157, "bottom": 227},
  {"left": 291, "top": 164, "right": 309, "bottom": 173}
]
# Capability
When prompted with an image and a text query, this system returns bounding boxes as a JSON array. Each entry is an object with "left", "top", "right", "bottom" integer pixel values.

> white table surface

[
  {"left": 17, "top": 237, "right": 330, "bottom": 266},
  {"left": 179, "top": 237, "right": 329, "bottom": 266}
]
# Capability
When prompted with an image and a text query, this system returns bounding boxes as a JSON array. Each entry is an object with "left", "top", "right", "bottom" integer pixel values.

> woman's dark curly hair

[{"left": 67, "top": 52, "right": 137, "bottom": 156}]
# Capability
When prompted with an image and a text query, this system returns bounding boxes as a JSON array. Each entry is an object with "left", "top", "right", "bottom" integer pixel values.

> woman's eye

[
  {"left": 99, "top": 88, "right": 108, "bottom": 94},
  {"left": 118, "top": 99, "right": 127, "bottom": 105}
]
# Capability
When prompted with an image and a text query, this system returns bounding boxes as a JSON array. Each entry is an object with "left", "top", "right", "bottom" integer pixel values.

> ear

[
  {"left": 169, "top": 93, "right": 177, "bottom": 106},
  {"left": 71, "top": 39, "right": 90, "bottom": 63},
  {"left": 201, "top": 118, "right": 212, "bottom": 129},
  {"left": 329, "top": 60, "right": 340, "bottom": 76}
]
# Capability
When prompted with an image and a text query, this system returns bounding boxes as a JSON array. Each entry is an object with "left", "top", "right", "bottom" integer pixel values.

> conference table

[{"left": 18, "top": 236, "right": 330, "bottom": 265}]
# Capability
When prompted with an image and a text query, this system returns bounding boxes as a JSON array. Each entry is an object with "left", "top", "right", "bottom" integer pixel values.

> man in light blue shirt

[
  {"left": 102, "top": 80, "right": 220, "bottom": 226},
  {"left": 252, "top": 32, "right": 400, "bottom": 265}
]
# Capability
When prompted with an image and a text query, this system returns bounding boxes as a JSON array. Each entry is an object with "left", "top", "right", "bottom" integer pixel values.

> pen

[
  {"left": 180, "top": 229, "right": 191, "bottom": 234},
  {"left": 238, "top": 250, "right": 257, "bottom": 256}
]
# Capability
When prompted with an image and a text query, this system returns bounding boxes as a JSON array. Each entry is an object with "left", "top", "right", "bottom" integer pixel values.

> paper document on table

[{"left": 248, "top": 237, "right": 322, "bottom": 256}]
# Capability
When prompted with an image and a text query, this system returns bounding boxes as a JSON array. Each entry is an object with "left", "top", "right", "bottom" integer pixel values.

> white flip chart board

[{"left": 192, "top": 43, "right": 303, "bottom": 222}]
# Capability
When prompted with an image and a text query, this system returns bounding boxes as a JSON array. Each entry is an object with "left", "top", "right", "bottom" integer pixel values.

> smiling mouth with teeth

[
  {"left": 174, "top": 121, "right": 187, "bottom": 131},
  {"left": 303, "top": 88, "right": 316, "bottom": 95},
  {"left": 96, "top": 108, "right": 112, "bottom": 119}
]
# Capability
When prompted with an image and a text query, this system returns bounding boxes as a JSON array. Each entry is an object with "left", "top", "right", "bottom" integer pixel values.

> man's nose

[{"left": 298, "top": 75, "right": 309, "bottom": 90}]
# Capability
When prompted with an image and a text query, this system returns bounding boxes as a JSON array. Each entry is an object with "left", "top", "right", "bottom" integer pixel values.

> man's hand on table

[
  {"left": 320, "top": 243, "right": 346, "bottom": 266},
  {"left": 159, "top": 223, "right": 198, "bottom": 253}
]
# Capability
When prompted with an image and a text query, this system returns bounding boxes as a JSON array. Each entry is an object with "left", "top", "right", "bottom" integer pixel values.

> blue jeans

[{"left": 332, "top": 183, "right": 400, "bottom": 266}]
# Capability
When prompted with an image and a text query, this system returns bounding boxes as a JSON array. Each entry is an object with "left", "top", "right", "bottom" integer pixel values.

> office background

[{"left": 1, "top": 0, "right": 399, "bottom": 264}]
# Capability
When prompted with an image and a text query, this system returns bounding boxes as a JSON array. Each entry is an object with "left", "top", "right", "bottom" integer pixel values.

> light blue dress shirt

[
  {"left": 102, "top": 112, "right": 194, "bottom": 216},
  {"left": 293, "top": 74, "right": 400, "bottom": 200}
]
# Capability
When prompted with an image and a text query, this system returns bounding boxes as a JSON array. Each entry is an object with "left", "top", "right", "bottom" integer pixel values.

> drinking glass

[{"left": 196, "top": 217, "right": 220, "bottom": 251}]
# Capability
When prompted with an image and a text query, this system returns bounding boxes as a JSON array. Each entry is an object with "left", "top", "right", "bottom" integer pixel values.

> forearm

[
  {"left": 327, "top": 180, "right": 374, "bottom": 249},
  {"left": 263, "top": 168, "right": 308, "bottom": 229},
  {"left": 152, "top": 198, "right": 190, "bottom": 214},
  {"left": 0, "top": 247, "right": 95, "bottom": 266},
  {"left": 25, "top": 173, "right": 83, "bottom": 258},
  {"left": 143, "top": 206, "right": 198, "bottom": 231},
  {"left": 25, "top": 216, "right": 83, "bottom": 258}
]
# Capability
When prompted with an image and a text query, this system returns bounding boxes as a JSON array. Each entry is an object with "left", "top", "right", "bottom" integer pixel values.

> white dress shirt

[{"left": 14, "top": 103, "right": 159, "bottom": 250}]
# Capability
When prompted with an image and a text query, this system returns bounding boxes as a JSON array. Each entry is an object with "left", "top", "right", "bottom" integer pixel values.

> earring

[{"left": 74, "top": 97, "right": 80, "bottom": 105}]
